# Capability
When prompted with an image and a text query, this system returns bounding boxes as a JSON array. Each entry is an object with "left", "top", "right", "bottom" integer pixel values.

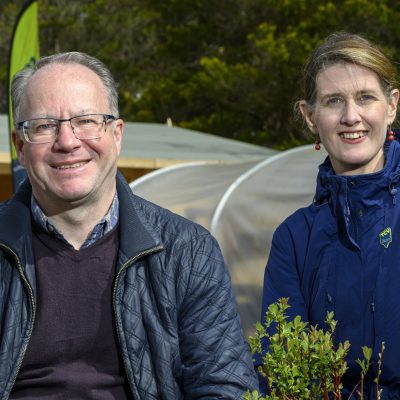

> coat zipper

[
  {"left": 112, "top": 245, "right": 163, "bottom": 398},
  {"left": 0, "top": 243, "right": 36, "bottom": 400}
]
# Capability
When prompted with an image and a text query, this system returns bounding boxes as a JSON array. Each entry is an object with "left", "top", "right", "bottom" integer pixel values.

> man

[{"left": 0, "top": 52, "right": 257, "bottom": 399}]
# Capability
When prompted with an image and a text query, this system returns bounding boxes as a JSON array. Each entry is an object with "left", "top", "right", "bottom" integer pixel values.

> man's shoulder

[
  {"left": 132, "top": 193, "right": 210, "bottom": 240},
  {"left": 0, "top": 194, "right": 32, "bottom": 247},
  {"left": 117, "top": 172, "right": 216, "bottom": 254},
  {"left": 0, "top": 199, "right": 10, "bottom": 224},
  {"left": 122, "top": 193, "right": 226, "bottom": 274},
  {"left": 0, "top": 194, "right": 27, "bottom": 219},
  {"left": 0, "top": 198, "right": 10, "bottom": 211}
]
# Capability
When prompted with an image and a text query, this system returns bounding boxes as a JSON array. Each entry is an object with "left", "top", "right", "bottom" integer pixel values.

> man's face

[{"left": 13, "top": 63, "right": 123, "bottom": 214}]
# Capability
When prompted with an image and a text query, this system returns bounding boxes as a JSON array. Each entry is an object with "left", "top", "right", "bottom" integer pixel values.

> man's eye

[
  {"left": 76, "top": 117, "right": 99, "bottom": 126},
  {"left": 35, "top": 123, "right": 57, "bottom": 132}
]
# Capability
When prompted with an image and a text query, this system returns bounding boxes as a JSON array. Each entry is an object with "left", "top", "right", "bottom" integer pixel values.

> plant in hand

[{"left": 245, "top": 298, "right": 383, "bottom": 400}]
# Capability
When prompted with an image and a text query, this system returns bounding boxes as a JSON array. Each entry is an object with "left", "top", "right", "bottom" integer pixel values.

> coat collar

[{"left": 116, "top": 171, "right": 161, "bottom": 259}]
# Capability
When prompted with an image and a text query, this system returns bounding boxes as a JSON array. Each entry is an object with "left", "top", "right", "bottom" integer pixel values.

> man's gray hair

[{"left": 11, "top": 52, "right": 119, "bottom": 124}]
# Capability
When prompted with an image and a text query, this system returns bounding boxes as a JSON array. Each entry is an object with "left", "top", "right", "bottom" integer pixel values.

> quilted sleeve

[{"left": 177, "top": 232, "right": 258, "bottom": 399}]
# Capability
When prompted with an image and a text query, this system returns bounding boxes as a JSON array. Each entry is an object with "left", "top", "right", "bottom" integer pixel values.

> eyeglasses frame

[{"left": 17, "top": 113, "right": 116, "bottom": 144}]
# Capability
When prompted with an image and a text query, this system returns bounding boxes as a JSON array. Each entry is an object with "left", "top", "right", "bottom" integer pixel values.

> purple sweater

[{"left": 10, "top": 224, "right": 131, "bottom": 399}]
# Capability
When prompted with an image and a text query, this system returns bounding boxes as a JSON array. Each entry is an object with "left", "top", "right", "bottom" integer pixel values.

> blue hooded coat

[{"left": 261, "top": 138, "right": 400, "bottom": 398}]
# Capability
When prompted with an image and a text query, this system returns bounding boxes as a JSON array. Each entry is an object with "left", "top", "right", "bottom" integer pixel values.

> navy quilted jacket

[
  {"left": 261, "top": 138, "right": 400, "bottom": 399},
  {"left": 0, "top": 172, "right": 257, "bottom": 399}
]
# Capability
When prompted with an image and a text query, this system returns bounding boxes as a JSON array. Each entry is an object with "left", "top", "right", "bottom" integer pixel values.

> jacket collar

[{"left": 116, "top": 171, "right": 161, "bottom": 259}]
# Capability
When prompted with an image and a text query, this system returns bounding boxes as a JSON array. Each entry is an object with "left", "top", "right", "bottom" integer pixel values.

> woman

[{"left": 260, "top": 32, "right": 400, "bottom": 398}]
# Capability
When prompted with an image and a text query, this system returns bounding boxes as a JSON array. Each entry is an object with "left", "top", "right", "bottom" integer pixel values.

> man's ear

[
  {"left": 113, "top": 119, "right": 124, "bottom": 156},
  {"left": 12, "top": 130, "right": 25, "bottom": 167},
  {"left": 299, "top": 100, "right": 317, "bottom": 134}
]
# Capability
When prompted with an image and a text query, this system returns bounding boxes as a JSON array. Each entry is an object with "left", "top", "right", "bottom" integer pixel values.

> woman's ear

[
  {"left": 388, "top": 89, "right": 400, "bottom": 123},
  {"left": 299, "top": 100, "right": 318, "bottom": 134}
]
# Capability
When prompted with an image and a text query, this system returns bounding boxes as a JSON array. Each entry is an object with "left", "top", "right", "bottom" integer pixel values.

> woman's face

[{"left": 300, "top": 63, "right": 399, "bottom": 175}]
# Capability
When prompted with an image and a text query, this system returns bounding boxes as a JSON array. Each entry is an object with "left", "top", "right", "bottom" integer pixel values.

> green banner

[{"left": 8, "top": 0, "right": 40, "bottom": 191}]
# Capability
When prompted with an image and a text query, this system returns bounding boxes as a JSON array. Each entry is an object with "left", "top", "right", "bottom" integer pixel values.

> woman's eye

[{"left": 359, "top": 94, "right": 375, "bottom": 103}]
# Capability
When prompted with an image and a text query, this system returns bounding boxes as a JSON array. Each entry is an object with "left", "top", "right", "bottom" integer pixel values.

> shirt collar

[{"left": 31, "top": 194, "right": 119, "bottom": 249}]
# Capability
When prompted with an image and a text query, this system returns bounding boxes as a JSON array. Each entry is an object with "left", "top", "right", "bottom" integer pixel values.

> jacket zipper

[
  {"left": 112, "top": 245, "right": 163, "bottom": 398},
  {"left": 0, "top": 243, "right": 36, "bottom": 400}
]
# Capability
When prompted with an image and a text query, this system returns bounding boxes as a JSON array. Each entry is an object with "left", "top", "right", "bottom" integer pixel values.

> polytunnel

[{"left": 130, "top": 144, "right": 328, "bottom": 337}]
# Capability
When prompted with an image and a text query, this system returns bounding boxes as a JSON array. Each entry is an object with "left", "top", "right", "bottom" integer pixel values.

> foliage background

[{"left": 1, "top": 0, "right": 400, "bottom": 149}]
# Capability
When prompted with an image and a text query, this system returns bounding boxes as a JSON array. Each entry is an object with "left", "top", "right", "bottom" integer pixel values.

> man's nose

[{"left": 53, "top": 121, "right": 81, "bottom": 150}]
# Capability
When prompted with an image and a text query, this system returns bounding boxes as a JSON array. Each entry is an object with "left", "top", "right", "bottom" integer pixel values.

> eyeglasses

[{"left": 17, "top": 114, "right": 116, "bottom": 144}]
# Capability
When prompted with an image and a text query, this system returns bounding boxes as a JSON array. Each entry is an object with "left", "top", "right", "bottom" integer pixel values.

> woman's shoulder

[
  {"left": 275, "top": 202, "right": 329, "bottom": 239},
  {"left": 283, "top": 202, "right": 322, "bottom": 224}
]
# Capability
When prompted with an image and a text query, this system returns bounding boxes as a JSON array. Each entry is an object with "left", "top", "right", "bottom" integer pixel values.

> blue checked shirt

[{"left": 31, "top": 194, "right": 119, "bottom": 249}]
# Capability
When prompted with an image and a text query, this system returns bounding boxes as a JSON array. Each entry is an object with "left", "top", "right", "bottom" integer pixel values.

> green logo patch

[{"left": 379, "top": 227, "right": 392, "bottom": 249}]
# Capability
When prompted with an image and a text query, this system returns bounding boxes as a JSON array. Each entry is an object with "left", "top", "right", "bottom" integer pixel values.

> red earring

[
  {"left": 388, "top": 129, "right": 395, "bottom": 141},
  {"left": 314, "top": 138, "right": 321, "bottom": 150}
]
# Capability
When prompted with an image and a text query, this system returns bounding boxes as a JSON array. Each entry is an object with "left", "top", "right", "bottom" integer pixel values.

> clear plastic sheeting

[
  {"left": 130, "top": 160, "right": 262, "bottom": 230},
  {"left": 210, "top": 145, "right": 328, "bottom": 336},
  {"left": 130, "top": 145, "right": 328, "bottom": 337}
]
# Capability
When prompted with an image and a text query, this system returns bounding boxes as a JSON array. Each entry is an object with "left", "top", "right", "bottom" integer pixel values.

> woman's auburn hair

[{"left": 301, "top": 32, "right": 397, "bottom": 108}]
